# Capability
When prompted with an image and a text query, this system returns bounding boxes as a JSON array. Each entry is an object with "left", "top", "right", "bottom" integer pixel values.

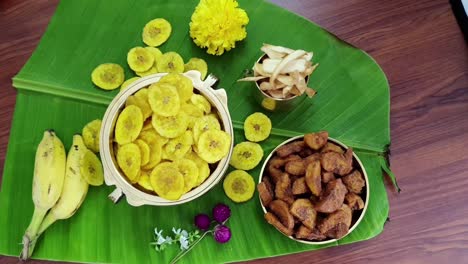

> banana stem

[
  {"left": 20, "top": 206, "right": 47, "bottom": 260},
  {"left": 37, "top": 213, "right": 58, "bottom": 237}
]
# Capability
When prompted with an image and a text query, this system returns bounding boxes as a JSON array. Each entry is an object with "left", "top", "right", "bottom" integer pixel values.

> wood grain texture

[{"left": 1, "top": 0, "right": 467, "bottom": 264}]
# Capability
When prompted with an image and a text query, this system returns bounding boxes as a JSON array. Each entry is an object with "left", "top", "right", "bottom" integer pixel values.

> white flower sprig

[{"left": 150, "top": 228, "right": 200, "bottom": 252}]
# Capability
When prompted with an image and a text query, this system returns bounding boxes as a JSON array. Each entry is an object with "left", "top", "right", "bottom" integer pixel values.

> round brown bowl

[{"left": 258, "top": 135, "right": 369, "bottom": 245}]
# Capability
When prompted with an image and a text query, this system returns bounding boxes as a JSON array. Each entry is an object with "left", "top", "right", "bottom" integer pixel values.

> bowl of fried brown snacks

[{"left": 257, "top": 131, "right": 369, "bottom": 244}]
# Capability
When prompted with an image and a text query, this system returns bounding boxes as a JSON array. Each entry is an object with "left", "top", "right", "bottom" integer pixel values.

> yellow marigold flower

[{"left": 190, "top": 0, "right": 249, "bottom": 56}]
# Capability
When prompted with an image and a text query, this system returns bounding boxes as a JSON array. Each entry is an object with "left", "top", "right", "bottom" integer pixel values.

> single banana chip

[
  {"left": 137, "top": 170, "right": 154, "bottom": 192},
  {"left": 173, "top": 159, "right": 199, "bottom": 193},
  {"left": 148, "top": 82, "right": 180, "bottom": 117},
  {"left": 185, "top": 151, "right": 210, "bottom": 187},
  {"left": 80, "top": 149, "right": 104, "bottom": 186},
  {"left": 138, "top": 130, "right": 164, "bottom": 170},
  {"left": 190, "top": 94, "right": 211, "bottom": 114},
  {"left": 229, "top": 142, "right": 264, "bottom": 170},
  {"left": 157, "top": 52, "right": 184, "bottom": 73},
  {"left": 136, "top": 64, "right": 158, "bottom": 77},
  {"left": 126, "top": 91, "right": 152, "bottom": 120},
  {"left": 181, "top": 103, "right": 204, "bottom": 128},
  {"left": 142, "top": 18, "right": 172, "bottom": 47},
  {"left": 158, "top": 73, "right": 194, "bottom": 102},
  {"left": 223, "top": 170, "right": 255, "bottom": 203},
  {"left": 115, "top": 105, "right": 144, "bottom": 145},
  {"left": 127, "top": 47, "right": 154, "bottom": 72},
  {"left": 150, "top": 162, "right": 184, "bottom": 200},
  {"left": 82, "top": 119, "right": 102, "bottom": 153},
  {"left": 152, "top": 112, "right": 188, "bottom": 138},
  {"left": 184, "top": 58, "right": 208, "bottom": 80},
  {"left": 91, "top": 63, "right": 125, "bottom": 90},
  {"left": 117, "top": 143, "right": 141, "bottom": 183},
  {"left": 135, "top": 139, "right": 150, "bottom": 166},
  {"left": 193, "top": 115, "right": 221, "bottom": 142},
  {"left": 196, "top": 130, "right": 231, "bottom": 163},
  {"left": 244, "top": 112, "right": 272, "bottom": 142},
  {"left": 163, "top": 131, "right": 193, "bottom": 161},
  {"left": 145, "top": 47, "right": 163, "bottom": 62},
  {"left": 120, "top": 77, "right": 140, "bottom": 92}
]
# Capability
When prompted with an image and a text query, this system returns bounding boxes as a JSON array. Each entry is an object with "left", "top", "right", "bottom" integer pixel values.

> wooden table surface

[{"left": 1, "top": 0, "right": 467, "bottom": 263}]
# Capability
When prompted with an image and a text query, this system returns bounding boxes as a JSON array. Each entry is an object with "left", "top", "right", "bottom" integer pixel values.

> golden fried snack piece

[
  {"left": 276, "top": 141, "right": 306, "bottom": 158},
  {"left": 318, "top": 204, "right": 352, "bottom": 239},
  {"left": 304, "top": 153, "right": 321, "bottom": 166},
  {"left": 292, "top": 177, "right": 310, "bottom": 195},
  {"left": 267, "top": 157, "right": 284, "bottom": 184},
  {"left": 269, "top": 199, "right": 295, "bottom": 230},
  {"left": 275, "top": 173, "right": 295, "bottom": 205},
  {"left": 265, "top": 212, "right": 293, "bottom": 236},
  {"left": 267, "top": 155, "right": 301, "bottom": 183},
  {"left": 298, "top": 148, "right": 315, "bottom": 158},
  {"left": 322, "top": 172, "right": 335, "bottom": 184},
  {"left": 285, "top": 160, "right": 306, "bottom": 175},
  {"left": 315, "top": 178, "right": 348, "bottom": 213},
  {"left": 258, "top": 181, "right": 274, "bottom": 206},
  {"left": 290, "top": 199, "right": 317, "bottom": 229},
  {"left": 342, "top": 170, "right": 365, "bottom": 194},
  {"left": 345, "top": 193, "right": 364, "bottom": 210},
  {"left": 321, "top": 142, "right": 344, "bottom": 154},
  {"left": 320, "top": 148, "right": 354, "bottom": 176},
  {"left": 304, "top": 131, "right": 328, "bottom": 150},
  {"left": 305, "top": 160, "right": 322, "bottom": 196},
  {"left": 295, "top": 225, "right": 327, "bottom": 241}
]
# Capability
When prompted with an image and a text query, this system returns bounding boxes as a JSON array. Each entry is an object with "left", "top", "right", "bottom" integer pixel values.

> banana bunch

[{"left": 20, "top": 130, "right": 103, "bottom": 260}]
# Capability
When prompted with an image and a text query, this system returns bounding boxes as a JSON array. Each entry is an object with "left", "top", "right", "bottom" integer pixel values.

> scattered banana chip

[
  {"left": 91, "top": 63, "right": 125, "bottom": 90},
  {"left": 127, "top": 47, "right": 154, "bottom": 72},
  {"left": 135, "top": 139, "right": 150, "bottom": 166},
  {"left": 174, "top": 159, "right": 199, "bottom": 193},
  {"left": 190, "top": 94, "right": 211, "bottom": 114},
  {"left": 184, "top": 58, "right": 208, "bottom": 80},
  {"left": 136, "top": 64, "right": 158, "bottom": 77},
  {"left": 126, "top": 89, "right": 152, "bottom": 120},
  {"left": 138, "top": 130, "right": 164, "bottom": 170},
  {"left": 157, "top": 52, "right": 184, "bottom": 73},
  {"left": 117, "top": 143, "right": 141, "bottom": 183},
  {"left": 185, "top": 151, "right": 210, "bottom": 187},
  {"left": 142, "top": 18, "right": 172, "bottom": 47},
  {"left": 193, "top": 115, "right": 221, "bottom": 142},
  {"left": 80, "top": 149, "right": 104, "bottom": 186},
  {"left": 82, "top": 119, "right": 102, "bottom": 153},
  {"left": 238, "top": 44, "right": 318, "bottom": 99},
  {"left": 230, "top": 142, "right": 264, "bottom": 170},
  {"left": 163, "top": 131, "right": 193, "bottom": 160},
  {"left": 150, "top": 162, "right": 184, "bottom": 200},
  {"left": 152, "top": 112, "right": 188, "bottom": 138},
  {"left": 148, "top": 82, "right": 180, "bottom": 117},
  {"left": 181, "top": 103, "right": 204, "bottom": 128},
  {"left": 196, "top": 130, "right": 231, "bottom": 163},
  {"left": 145, "top": 47, "right": 163, "bottom": 62},
  {"left": 120, "top": 77, "right": 140, "bottom": 92},
  {"left": 114, "top": 105, "right": 144, "bottom": 145},
  {"left": 244, "top": 112, "right": 272, "bottom": 142},
  {"left": 137, "top": 170, "right": 153, "bottom": 192},
  {"left": 223, "top": 170, "right": 255, "bottom": 203},
  {"left": 159, "top": 73, "right": 193, "bottom": 102}
]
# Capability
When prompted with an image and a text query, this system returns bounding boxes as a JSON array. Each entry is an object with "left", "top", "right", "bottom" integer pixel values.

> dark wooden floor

[{"left": 1, "top": 0, "right": 467, "bottom": 263}]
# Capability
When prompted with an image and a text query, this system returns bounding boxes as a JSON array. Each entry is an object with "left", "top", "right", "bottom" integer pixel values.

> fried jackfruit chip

[
  {"left": 315, "top": 179, "right": 348, "bottom": 213},
  {"left": 276, "top": 140, "right": 306, "bottom": 158},
  {"left": 290, "top": 199, "right": 317, "bottom": 229},
  {"left": 265, "top": 212, "right": 293, "bottom": 236},
  {"left": 342, "top": 170, "right": 365, "bottom": 194},
  {"left": 305, "top": 160, "right": 321, "bottom": 197},
  {"left": 275, "top": 173, "right": 294, "bottom": 205},
  {"left": 320, "top": 148, "right": 354, "bottom": 176},
  {"left": 345, "top": 193, "right": 365, "bottom": 210},
  {"left": 269, "top": 199, "right": 295, "bottom": 230},
  {"left": 318, "top": 204, "right": 352, "bottom": 239},
  {"left": 304, "top": 131, "right": 328, "bottom": 150}
]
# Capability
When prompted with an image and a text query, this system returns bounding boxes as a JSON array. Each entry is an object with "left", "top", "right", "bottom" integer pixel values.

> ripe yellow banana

[
  {"left": 20, "top": 130, "right": 66, "bottom": 260},
  {"left": 37, "top": 135, "right": 89, "bottom": 233}
]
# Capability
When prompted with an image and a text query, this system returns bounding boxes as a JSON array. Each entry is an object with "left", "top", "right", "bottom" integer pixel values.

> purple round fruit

[
  {"left": 212, "top": 203, "right": 231, "bottom": 223},
  {"left": 213, "top": 225, "right": 231, "bottom": 243},
  {"left": 194, "top": 214, "right": 211, "bottom": 231}
]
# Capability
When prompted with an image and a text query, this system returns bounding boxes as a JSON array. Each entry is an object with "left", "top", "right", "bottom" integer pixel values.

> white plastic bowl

[{"left": 100, "top": 71, "right": 234, "bottom": 206}]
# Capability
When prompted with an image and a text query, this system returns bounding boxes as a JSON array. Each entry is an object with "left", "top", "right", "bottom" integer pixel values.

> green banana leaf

[{"left": 0, "top": 0, "right": 394, "bottom": 263}]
